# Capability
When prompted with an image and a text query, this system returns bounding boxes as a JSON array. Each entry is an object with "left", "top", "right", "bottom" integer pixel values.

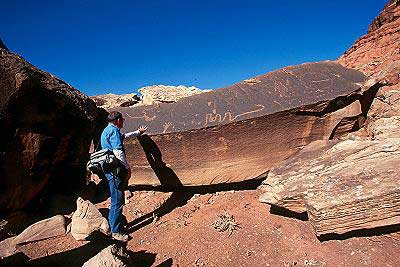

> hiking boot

[{"left": 112, "top": 232, "right": 129, "bottom": 242}]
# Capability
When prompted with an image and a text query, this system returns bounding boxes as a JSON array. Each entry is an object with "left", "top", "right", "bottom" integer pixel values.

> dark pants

[{"left": 105, "top": 172, "right": 125, "bottom": 233}]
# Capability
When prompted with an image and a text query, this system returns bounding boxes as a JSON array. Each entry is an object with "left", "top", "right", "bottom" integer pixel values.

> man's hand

[{"left": 138, "top": 125, "right": 148, "bottom": 134}]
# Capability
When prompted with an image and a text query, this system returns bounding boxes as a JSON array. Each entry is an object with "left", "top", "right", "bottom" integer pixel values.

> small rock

[
  {"left": 0, "top": 237, "right": 17, "bottom": 259},
  {"left": 66, "top": 222, "right": 72, "bottom": 234},
  {"left": 13, "top": 215, "right": 66, "bottom": 245},
  {"left": 82, "top": 244, "right": 130, "bottom": 267},
  {"left": 71, "top": 197, "right": 110, "bottom": 240},
  {"left": 125, "top": 190, "right": 133, "bottom": 199},
  {"left": 124, "top": 190, "right": 133, "bottom": 204},
  {"left": 0, "top": 220, "right": 7, "bottom": 231}
]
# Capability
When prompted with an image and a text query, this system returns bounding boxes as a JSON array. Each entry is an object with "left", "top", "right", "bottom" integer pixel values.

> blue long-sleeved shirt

[
  {"left": 100, "top": 123, "right": 141, "bottom": 168},
  {"left": 100, "top": 123, "right": 124, "bottom": 151}
]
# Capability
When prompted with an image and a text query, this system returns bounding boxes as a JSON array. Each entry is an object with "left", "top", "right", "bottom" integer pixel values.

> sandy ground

[{"left": 2, "top": 186, "right": 400, "bottom": 267}]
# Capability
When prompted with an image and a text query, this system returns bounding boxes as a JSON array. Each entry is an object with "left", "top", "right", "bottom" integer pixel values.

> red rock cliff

[{"left": 338, "top": 0, "right": 400, "bottom": 84}]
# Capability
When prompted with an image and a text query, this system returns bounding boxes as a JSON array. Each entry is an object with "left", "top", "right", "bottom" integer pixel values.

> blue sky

[{"left": 2, "top": 0, "right": 387, "bottom": 96}]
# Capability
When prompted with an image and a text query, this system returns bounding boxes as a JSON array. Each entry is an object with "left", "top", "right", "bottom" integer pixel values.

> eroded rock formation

[
  {"left": 91, "top": 85, "right": 206, "bottom": 109},
  {"left": 0, "top": 48, "right": 102, "bottom": 212},
  {"left": 139, "top": 84, "right": 205, "bottom": 105},
  {"left": 259, "top": 137, "right": 400, "bottom": 236},
  {"left": 339, "top": 0, "right": 400, "bottom": 140},
  {"left": 91, "top": 93, "right": 141, "bottom": 109},
  {"left": 0, "top": 215, "right": 68, "bottom": 259},
  {"left": 112, "top": 62, "right": 371, "bottom": 187}
]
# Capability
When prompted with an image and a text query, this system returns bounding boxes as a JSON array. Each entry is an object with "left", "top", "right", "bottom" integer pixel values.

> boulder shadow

[
  {"left": 269, "top": 205, "right": 308, "bottom": 221},
  {"left": 6, "top": 234, "right": 157, "bottom": 267},
  {"left": 0, "top": 252, "right": 30, "bottom": 267},
  {"left": 137, "top": 134, "right": 183, "bottom": 189},
  {"left": 26, "top": 234, "right": 113, "bottom": 267},
  {"left": 155, "top": 257, "right": 173, "bottom": 267},
  {"left": 126, "top": 134, "right": 189, "bottom": 233},
  {"left": 318, "top": 223, "right": 400, "bottom": 242},
  {"left": 131, "top": 250, "right": 158, "bottom": 267}
]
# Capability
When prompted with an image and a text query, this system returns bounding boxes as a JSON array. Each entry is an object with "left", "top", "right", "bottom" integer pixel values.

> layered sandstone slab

[
  {"left": 259, "top": 138, "right": 400, "bottom": 236},
  {"left": 13, "top": 215, "right": 67, "bottom": 245},
  {"left": 116, "top": 62, "right": 372, "bottom": 187}
]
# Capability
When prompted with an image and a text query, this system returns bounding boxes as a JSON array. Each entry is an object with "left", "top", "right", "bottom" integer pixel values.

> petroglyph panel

[
  {"left": 113, "top": 62, "right": 371, "bottom": 187},
  {"left": 111, "top": 62, "right": 365, "bottom": 135}
]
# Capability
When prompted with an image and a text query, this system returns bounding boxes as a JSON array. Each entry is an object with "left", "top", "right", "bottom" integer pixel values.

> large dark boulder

[{"left": 0, "top": 48, "right": 102, "bottom": 212}]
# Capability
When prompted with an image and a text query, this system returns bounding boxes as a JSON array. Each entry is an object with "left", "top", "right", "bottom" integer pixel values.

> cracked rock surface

[{"left": 259, "top": 137, "right": 400, "bottom": 236}]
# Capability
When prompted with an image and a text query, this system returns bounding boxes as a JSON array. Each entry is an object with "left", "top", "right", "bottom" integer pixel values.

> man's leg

[{"left": 105, "top": 172, "right": 125, "bottom": 233}]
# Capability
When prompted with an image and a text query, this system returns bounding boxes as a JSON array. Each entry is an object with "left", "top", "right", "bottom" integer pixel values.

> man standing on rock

[{"left": 100, "top": 111, "right": 147, "bottom": 242}]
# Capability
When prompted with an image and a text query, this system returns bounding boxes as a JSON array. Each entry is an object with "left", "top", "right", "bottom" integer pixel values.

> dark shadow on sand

[
  {"left": 269, "top": 205, "right": 308, "bottom": 221},
  {"left": 268, "top": 206, "right": 400, "bottom": 242},
  {"left": 155, "top": 257, "right": 173, "bottom": 267},
  {"left": 318, "top": 223, "right": 400, "bottom": 242}
]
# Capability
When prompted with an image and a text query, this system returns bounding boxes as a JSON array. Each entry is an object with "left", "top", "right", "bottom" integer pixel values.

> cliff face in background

[
  {"left": 369, "top": 0, "right": 400, "bottom": 33},
  {"left": 139, "top": 85, "right": 205, "bottom": 105},
  {"left": 338, "top": 0, "right": 400, "bottom": 84},
  {"left": 338, "top": 0, "right": 400, "bottom": 140},
  {"left": 91, "top": 85, "right": 206, "bottom": 109},
  {"left": 91, "top": 93, "right": 141, "bottom": 109}
]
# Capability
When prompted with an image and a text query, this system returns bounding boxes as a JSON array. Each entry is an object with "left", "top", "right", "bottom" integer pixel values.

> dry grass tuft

[{"left": 212, "top": 212, "right": 240, "bottom": 236}]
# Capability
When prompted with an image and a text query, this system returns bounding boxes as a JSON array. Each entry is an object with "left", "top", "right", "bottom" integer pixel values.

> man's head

[{"left": 107, "top": 111, "right": 124, "bottom": 129}]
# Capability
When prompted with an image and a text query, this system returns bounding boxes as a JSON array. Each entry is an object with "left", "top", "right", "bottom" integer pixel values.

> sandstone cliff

[
  {"left": 139, "top": 85, "right": 205, "bottom": 105},
  {"left": 91, "top": 85, "right": 206, "bottom": 109},
  {"left": 91, "top": 93, "right": 140, "bottom": 109},
  {"left": 338, "top": 0, "right": 400, "bottom": 83}
]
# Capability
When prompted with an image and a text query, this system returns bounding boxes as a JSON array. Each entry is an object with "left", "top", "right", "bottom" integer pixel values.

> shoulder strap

[{"left": 95, "top": 140, "right": 101, "bottom": 152}]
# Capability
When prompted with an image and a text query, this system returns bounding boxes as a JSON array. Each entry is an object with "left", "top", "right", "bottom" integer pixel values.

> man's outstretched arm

[{"left": 123, "top": 125, "right": 148, "bottom": 139}]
